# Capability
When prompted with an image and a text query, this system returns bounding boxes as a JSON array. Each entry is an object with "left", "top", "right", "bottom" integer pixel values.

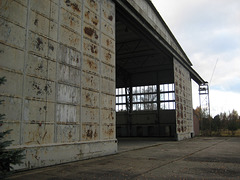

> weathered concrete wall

[
  {"left": 0, "top": 0, "right": 116, "bottom": 170},
  {"left": 174, "top": 59, "right": 194, "bottom": 140}
]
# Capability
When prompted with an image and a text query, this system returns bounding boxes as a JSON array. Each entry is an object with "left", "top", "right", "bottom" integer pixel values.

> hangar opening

[
  {"left": 115, "top": 0, "right": 204, "bottom": 140},
  {"left": 116, "top": 2, "right": 175, "bottom": 138}
]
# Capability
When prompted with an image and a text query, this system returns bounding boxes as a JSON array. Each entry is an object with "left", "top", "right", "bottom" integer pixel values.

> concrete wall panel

[
  {"left": 57, "top": 83, "right": 80, "bottom": 104},
  {"left": 0, "top": 19, "right": 25, "bottom": 49},
  {"left": 22, "top": 123, "right": 54, "bottom": 145},
  {"left": 82, "top": 89, "right": 99, "bottom": 108},
  {"left": 0, "top": 44, "right": 24, "bottom": 72},
  {"left": 83, "top": 23, "right": 100, "bottom": 44},
  {"left": 82, "top": 107, "right": 100, "bottom": 123},
  {"left": 56, "top": 124, "right": 79, "bottom": 143},
  {"left": 58, "top": 44, "right": 81, "bottom": 68},
  {"left": 0, "top": 97, "right": 22, "bottom": 122},
  {"left": 83, "top": 38, "right": 99, "bottom": 59},
  {"left": 101, "top": 47, "right": 115, "bottom": 66},
  {"left": 101, "top": 78, "right": 115, "bottom": 95},
  {"left": 56, "top": 104, "right": 78, "bottom": 123},
  {"left": 61, "top": 0, "right": 82, "bottom": 17},
  {"left": 60, "top": 8, "right": 82, "bottom": 33},
  {"left": 0, "top": 70, "right": 23, "bottom": 97},
  {"left": 85, "top": 0, "right": 100, "bottom": 15},
  {"left": 0, "top": 0, "right": 27, "bottom": 27},
  {"left": 82, "top": 72, "right": 100, "bottom": 91},
  {"left": 60, "top": 26, "right": 81, "bottom": 50},
  {"left": 82, "top": 55, "right": 99, "bottom": 75},
  {"left": 101, "top": 93, "right": 115, "bottom": 110},
  {"left": 82, "top": 122, "right": 99, "bottom": 141},
  {"left": 83, "top": 7, "right": 100, "bottom": 29}
]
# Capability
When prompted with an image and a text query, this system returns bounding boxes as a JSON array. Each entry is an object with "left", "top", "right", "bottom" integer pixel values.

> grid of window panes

[
  {"left": 116, "top": 88, "right": 127, "bottom": 112},
  {"left": 159, "top": 83, "right": 175, "bottom": 110},
  {"left": 132, "top": 85, "right": 157, "bottom": 111}
]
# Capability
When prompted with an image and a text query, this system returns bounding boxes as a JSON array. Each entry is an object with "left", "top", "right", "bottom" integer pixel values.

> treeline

[{"left": 194, "top": 107, "right": 240, "bottom": 136}]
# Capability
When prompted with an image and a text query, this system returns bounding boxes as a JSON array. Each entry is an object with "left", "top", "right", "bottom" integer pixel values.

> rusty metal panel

[
  {"left": 83, "top": 7, "right": 100, "bottom": 29},
  {"left": 57, "top": 83, "right": 80, "bottom": 104},
  {"left": 83, "top": 38, "right": 99, "bottom": 59},
  {"left": 101, "top": 63, "right": 115, "bottom": 80},
  {"left": 61, "top": 0, "right": 82, "bottom": 18},
  {"left": 82, "top": 122, "right": 99, "bottom": 141},
  {"left": 60, "top": 26, "right": 81, "bottom": 50},
  {"left": 56, "top": 104, "right": 78, "bottom": 123},
  {"left": 101, "top": 78, "right": 115, "bottom": 95},
  {"left": 0, "top": 70, "right": 23, "bottom": 97},
  {"left": 101, "top": 47, "right": 115, "bottom": 67},
  {"left": 59, "top": 64, "right": 80, "bottom": 86},
  {"left": 59, "top": 44, "right": 81, "bottom": 68},
  {"left": 82, "top": 107, "right": 99, "bottom": 123},
  {"left": 0, "top": 43, "right": 24, "bottom": 72},
  {"left": 56, "top": 124, "right": 79, "bottom": 143},
  {"left": 60, "top": 7, "right": 82, "bottom": 33},
  {"left": 101, "top": 93, "right": 115, "bottom": 110},
  {"left": 83, "top": 23, "right": 100, "bottom": 44},
  {"left": 23, "top": 123, "right": 54, "bottom": 145},
  {"left": 0, "top": 0, "right": 27, "bottom": 27},
  {"left": 84, "top": 0, "right": 100, "bottom": 15},
  {"left": 82, "top": 89, "right": 99, "bottom": 108},
  {"left": 0, "top": 19, "right": 25, "bottom": 49},
  {"left": 82, "top": 72, "right": 100, "bottom": 91},
  {"left": 82, "top": 55, "right": 99, "bottom": 75}
]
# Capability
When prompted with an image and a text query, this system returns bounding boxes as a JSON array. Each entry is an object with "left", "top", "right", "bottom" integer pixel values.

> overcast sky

[{"left": 152, "top": 0, "right": 240, "bottom": 116}]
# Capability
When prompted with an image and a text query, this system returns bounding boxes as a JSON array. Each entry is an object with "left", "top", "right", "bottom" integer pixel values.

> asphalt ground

[{"left": 8, "top": 137, "right": 240, "bottom": 180}]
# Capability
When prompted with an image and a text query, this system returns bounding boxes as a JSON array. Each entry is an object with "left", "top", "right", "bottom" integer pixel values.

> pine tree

[{"left": 0, "top": 77, "right": 24, "bottom": 178}]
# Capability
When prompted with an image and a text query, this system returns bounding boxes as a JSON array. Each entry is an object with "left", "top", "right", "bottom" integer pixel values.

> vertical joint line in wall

[
  {"left": 114, "top": 1, "right": 116, "bottom": 140},
  {"left": 99, "top": 0, "right": 102, "bottom": 141},
  {"left": 20, "top": 0, "right": 31, "bottom": 145},
  {"left": 45, "top": 0, "right": 52, "bottom": 127},
  {"left": 54, "top": 0, "right": 61, "bottom": 143},
  {"left": 79, "top": 0, "right": 84, "bottom": 141}
]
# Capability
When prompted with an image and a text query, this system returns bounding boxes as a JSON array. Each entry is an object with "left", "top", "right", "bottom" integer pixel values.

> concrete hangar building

[{"left": 0, "top": 0, "right": 205, "bottom": 170}]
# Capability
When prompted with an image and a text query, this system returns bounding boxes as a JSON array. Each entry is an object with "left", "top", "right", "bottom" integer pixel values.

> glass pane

[
  {"left": 122, "top": 96, "right": 126, "bottom": 103},
  {"left": 160, "top": 94, "right": 164, "bottom": 101},
  {"left": 145, "top": 86, "right": 148, "bottom": 93},
  {"left": 133, "top": 104, "right": 136, "bottom": 111},
  {"left": 165, "top": 94, "right": 169, "bottom": 101},
  {"left": 160, "top": 85, "right": 163, "bottom": 92},
  {"left": 160, "top": 102, "right": 165, "bottom": 109}
]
